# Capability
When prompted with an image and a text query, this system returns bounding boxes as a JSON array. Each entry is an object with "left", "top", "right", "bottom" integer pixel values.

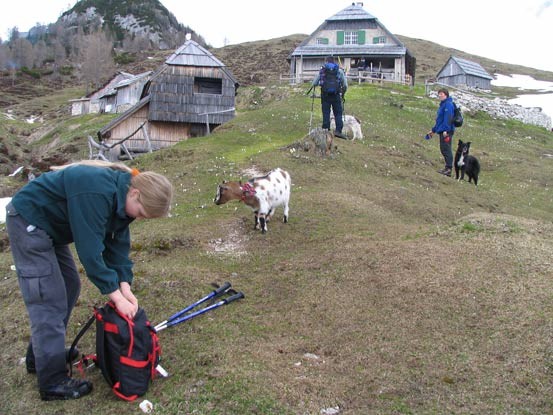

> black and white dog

[{"left": 454, "top": 140, "right": 480, "bottom": 186}]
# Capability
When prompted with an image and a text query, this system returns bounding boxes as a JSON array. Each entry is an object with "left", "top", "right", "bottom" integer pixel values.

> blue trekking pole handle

[
  {"left": 154, "top": 282, "right": 231, "bottom": 330},
  {"left": 155, "top": 292, "right": 244, "bottom": 332}
]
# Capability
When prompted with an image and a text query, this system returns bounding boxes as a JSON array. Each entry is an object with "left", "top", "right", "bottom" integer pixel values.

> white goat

[{"left": 214, "top": 168, "right": 291, "bottom": 233}]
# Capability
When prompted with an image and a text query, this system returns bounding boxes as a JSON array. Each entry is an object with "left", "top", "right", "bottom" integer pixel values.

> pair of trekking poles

[{"left": 154, "top": 282, "right": 244, "bottom": 332}]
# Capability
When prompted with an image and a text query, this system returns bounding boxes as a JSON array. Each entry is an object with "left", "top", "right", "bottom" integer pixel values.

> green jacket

[{"left": 12, "top": 165, "right": 134, "bottom": 294}]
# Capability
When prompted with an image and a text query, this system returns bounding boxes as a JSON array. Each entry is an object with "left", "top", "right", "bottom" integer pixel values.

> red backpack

[{"left": 71, "top": 302, "right": 161, "bottom": 401}]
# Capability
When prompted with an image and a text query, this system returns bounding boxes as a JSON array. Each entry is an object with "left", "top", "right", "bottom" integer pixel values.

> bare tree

[
  {"left": 0, "top": 43, "right": 9, "bottom": 71},
  {"left": 11, "top": 38, "right": 34, "bottom": 68},
  {"left": 33, "top": 39, "right": 48, "bottom": 68},
  {"left": 7, "top": 27, "right": 20, "bottom": 45},
  {"left": 80, "top": 31, "right": 115, "bottom": 93}
]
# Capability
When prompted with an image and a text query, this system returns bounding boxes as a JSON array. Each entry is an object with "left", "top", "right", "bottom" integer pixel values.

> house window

[
  {"left": 373, "top": 36, "right": 386, "bottom": 44},
  {"left": 316, "top": 37, "right": 329, "bottom": 45},
  {"left": 344, "top": 31, "right": 358, "bottom": 45},
  {"left": 194, "top": 77, "right": 222, "bottom": 94}
]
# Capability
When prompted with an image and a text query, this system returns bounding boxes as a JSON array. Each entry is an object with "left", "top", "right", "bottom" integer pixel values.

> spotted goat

[{"left": 214, "top": 168, "right": 291, "bottom": 233}]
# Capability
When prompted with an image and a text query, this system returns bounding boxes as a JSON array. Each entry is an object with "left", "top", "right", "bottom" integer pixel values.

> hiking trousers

[
  {"left": 5, "top": 202, "right": 81, "bottom": 389},
  {"left": 321, "top": 92, "right": 344, "bottom": 133},
  {"left": 438, "top": 131, "right": 454, "bottom": 169}
]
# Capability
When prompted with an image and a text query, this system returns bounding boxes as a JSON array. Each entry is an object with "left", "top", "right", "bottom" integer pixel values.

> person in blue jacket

[
  {"left": 5, "top": 160, "right": 173, "bottom": 401},
  {"left": 311, "top": 56, "right": 348, "bottom": 139},
  {"left": 427, "top": 88, "right": 456, "bottom": 176}
]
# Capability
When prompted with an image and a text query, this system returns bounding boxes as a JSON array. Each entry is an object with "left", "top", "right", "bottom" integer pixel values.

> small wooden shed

[
  {"left": 436, "top": 56, "right": 493, "bottom": 90},
  {"left": 70, "top": 72, "right": 137, "bottom": 115},
  {"left": 98, "top": 71, "right": 152, "bottom": 113},
  {"left": 97, "top": 40, "right": 238, "bottom": 154}
]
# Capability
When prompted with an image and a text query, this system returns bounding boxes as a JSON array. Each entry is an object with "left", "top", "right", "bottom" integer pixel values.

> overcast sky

[{"left": 0, "top": 0, "right": 552, "bottom": 72}]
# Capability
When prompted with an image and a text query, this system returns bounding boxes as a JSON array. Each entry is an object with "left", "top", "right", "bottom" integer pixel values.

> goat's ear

[
  {"left": 239, "top": 180, "right": 242, "bottom": 186},
  {"left": 222, "top": 180, "right": 227, "bottom": 184}
]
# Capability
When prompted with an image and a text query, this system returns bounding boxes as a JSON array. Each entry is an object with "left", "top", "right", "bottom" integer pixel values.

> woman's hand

[
  {"left": 120, "top": 282, "right": 138, "bottom": 307},
  {"left": 108, "top": 287, "right": 138, "bottom": 319}
]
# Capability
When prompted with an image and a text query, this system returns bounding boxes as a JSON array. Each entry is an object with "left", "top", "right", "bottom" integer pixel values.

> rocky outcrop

[{"left": 430, "top": 90, "right": 552, "bottom": 130}]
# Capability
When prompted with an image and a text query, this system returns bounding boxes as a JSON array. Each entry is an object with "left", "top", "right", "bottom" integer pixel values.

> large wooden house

[
  {"left": 288, "top": 2, "right": 415, "bottom": 85},
  {"left": 96, "top": 40, "right": 238, "bottom": 154},
  {"left": 436, "top": 56, "right": 493, "bottom": 90}
]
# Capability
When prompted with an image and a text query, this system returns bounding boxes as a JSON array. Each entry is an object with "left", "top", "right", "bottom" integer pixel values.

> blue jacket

[
  {"left": 11, "top": 165, "right": 134, "bottom": 294},
  {"left": 432, "top": 96, "right": 455, "bottom": 133}
]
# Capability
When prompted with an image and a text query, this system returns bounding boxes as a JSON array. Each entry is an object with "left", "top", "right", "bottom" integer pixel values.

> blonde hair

[
  {"left": 131, "top": 171, "right": 173, "bottom": 218},
  {"left": 50, "top": 160, "right": 132, "bottom": 173},
  {"left": 51, "top": 160, "right": 173, "bottom": 218}
]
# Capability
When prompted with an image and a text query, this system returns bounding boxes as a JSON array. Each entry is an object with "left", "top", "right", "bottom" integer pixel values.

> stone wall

[{"left": 429, "top": 90, "right": 552, "bottom": 130}]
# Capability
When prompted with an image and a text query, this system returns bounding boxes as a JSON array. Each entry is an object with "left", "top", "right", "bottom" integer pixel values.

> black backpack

[
  {"left": 70, "top": 302, "right": 161, "bottom": 401},
  {"left": 452, "top": 101, "right": 464, "bottom": 127},
  {"left": 319, "top": 63, "right": 340, "bottom": 94}
]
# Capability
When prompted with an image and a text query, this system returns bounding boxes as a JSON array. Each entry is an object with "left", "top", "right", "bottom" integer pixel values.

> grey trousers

[{"left": 5, "top": 202, "right": 81, "bottom": 388}]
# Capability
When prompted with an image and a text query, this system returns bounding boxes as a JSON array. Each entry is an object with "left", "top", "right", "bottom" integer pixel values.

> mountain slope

[
  {"left": 396, "top": 35, "right": 553, "bottom": 81},
  {"left": 59, "top": 0, "right": 203, "bottom": 48}
]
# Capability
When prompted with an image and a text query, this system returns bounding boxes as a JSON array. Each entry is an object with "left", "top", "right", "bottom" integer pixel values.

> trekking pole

[
  {"left": 309, "top": 90, "right": 315, "bottom": 133},
  {"left": 154, "top": 292, "right": 245, "bottom": 332},
  {"left": 342, "top": 93, "right": 346, "bottom": 126},
  {"left": 154, "top": 282, "right": 232, "bottom": 331}
]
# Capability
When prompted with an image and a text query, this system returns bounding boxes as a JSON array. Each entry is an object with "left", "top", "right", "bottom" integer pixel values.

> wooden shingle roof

[{"left": 165, "top": 40, "right": 225, "bottom": 67}]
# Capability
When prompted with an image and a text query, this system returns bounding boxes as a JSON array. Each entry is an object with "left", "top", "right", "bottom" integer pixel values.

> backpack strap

[{"left": 68, "top": 311, "right": 96, "bottom": 377}]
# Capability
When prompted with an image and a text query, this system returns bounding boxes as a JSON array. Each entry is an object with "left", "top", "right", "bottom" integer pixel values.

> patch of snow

[
  {"left": 9, "top": 166, "right": 24, "bottom": 177},
  {"left": 492, "top": 74, "right": 553, "bottom": 122},
  {"left": 320, "top": 407, "right": 340, "bottom": 415}
]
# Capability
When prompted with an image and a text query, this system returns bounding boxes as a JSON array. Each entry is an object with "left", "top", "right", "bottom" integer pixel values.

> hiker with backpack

[
  {"left": 5, "top": 160, "right": 173, "bottom": 401},
  {"left": 426, "top": 88, "right": 456, "bottom": 177},
  {"left": 311, "top": 56, "right": 348, "bottom": 139}
]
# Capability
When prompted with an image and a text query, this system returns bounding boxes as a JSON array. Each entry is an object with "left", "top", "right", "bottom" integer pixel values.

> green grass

[{"left": 1, "top": 82, "right": 553, "bottom": 414}]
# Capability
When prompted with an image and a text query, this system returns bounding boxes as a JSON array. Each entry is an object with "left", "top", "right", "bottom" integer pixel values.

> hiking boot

[
  {"left": 26, "top": 345, "right": 80, "bottom": 374},
  {"left": 438, "top": 168, "right": 452, "bottom": 177},
  {"left": 334, "top": 131, "right": 348, "bottom": 139},
  {"left": 40, "top": 377, "right": 93, "bottom": 401}
]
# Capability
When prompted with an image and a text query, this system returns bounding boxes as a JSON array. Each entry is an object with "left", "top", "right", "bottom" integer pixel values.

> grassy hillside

[{"left": 1, "top": 81, "right": 552, "bottom": 414}]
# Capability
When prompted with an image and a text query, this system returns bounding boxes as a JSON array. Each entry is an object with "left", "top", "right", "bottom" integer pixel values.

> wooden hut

[
  {"left": 436, "top": 56, "right": 493, "bottom": 90},
  {"left": 97, "top": 40, "right": 238, "bottom": 154},
  {"left": 69, "top": 72, "right": 136, "bottom": 115},
  {"left": 288, "top": 2, "right": 415, "bottom": 85},
  {"left": 98, "top": 71, "right": 152, "bottom": 113}
]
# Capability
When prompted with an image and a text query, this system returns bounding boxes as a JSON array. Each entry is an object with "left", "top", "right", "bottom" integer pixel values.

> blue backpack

[{"left": 319, "top": 63, "right": 340, "bottom": 94}]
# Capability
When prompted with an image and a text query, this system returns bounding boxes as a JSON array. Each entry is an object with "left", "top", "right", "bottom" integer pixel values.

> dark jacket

[
  {"left": 11, "top": 165, "right": 134, "bottom": 294},
  {"left": 432, "top": 96, "right": 455, "bottom": 134}
]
